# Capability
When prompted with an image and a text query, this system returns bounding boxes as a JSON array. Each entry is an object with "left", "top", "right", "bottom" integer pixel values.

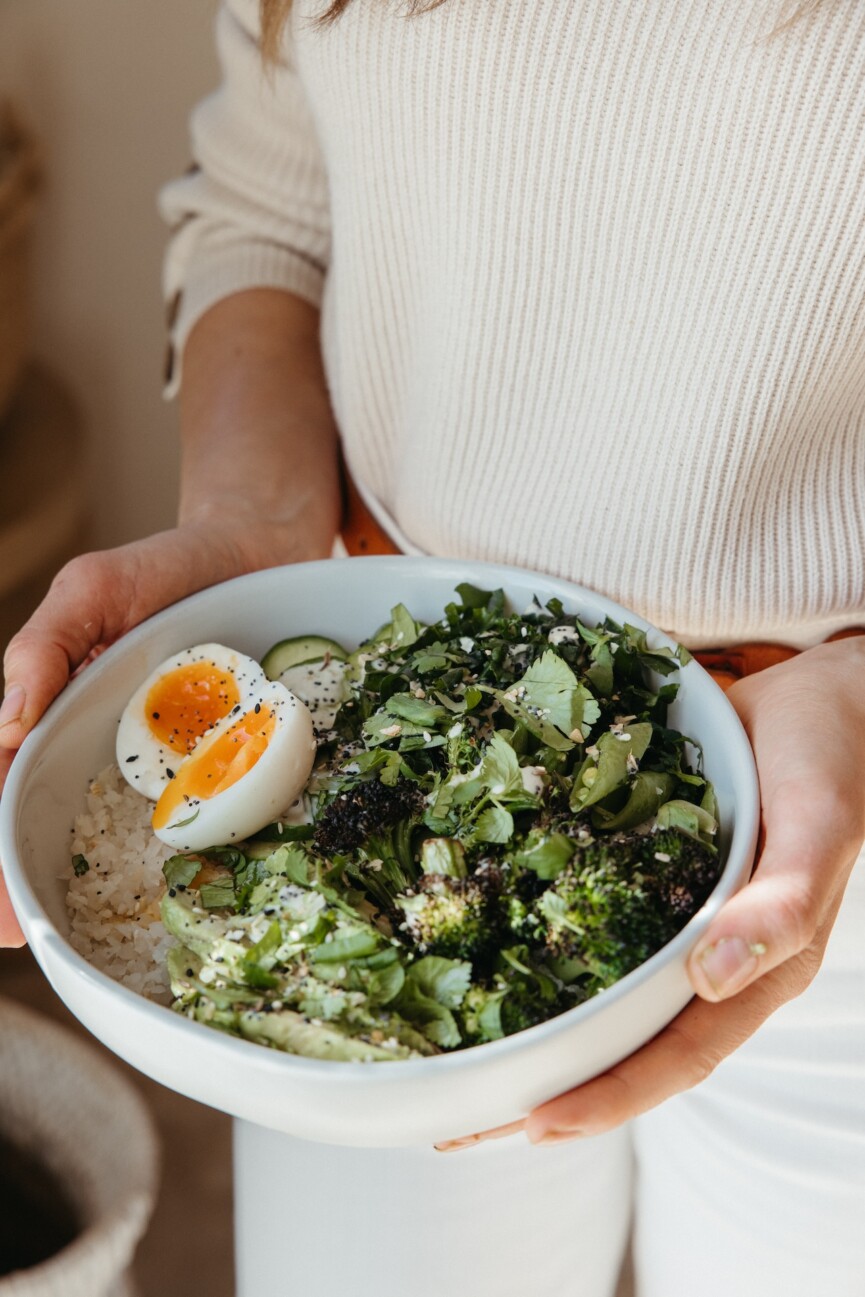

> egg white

[
  {"left": 116, "top": 643, "right": 267, "bottom": 801},
  {"left": 150, "top": 680, "right": 316, "bottom": 852}
]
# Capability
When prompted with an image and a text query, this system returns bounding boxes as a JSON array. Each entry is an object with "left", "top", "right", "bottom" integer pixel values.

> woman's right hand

[{"left": 0, "top": 509, "right": 335, "bottom": 946}]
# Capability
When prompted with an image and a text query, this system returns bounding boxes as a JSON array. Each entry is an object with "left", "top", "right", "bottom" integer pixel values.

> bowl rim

[{"left": 0, "top": 555, "right": 760, "bottom": 1083}]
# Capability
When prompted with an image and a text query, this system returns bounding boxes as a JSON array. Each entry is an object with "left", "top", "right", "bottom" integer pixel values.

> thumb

[{"left": 687, "top": 780, "right": 858, "bottom": 1001}]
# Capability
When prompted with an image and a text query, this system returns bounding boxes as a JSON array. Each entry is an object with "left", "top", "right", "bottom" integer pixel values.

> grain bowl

[{"left": 0, "top": 557, "right": 759, "bottom": 1146}]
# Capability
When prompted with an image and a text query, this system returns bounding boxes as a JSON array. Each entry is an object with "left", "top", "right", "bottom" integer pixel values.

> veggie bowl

[{"left": 0, "top": 557, "right": 759, "bottom": 1147}]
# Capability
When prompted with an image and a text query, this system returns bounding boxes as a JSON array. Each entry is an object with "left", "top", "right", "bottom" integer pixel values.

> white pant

[
  {"left": 234, "top": 854, "right": 865, "bottom": 1297},
  {"left": 632, "top": 849, "right": 865, "bottom": 1297}
]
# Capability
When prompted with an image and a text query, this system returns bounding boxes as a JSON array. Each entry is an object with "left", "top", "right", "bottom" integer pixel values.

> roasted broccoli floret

[
  {"left": 316, "top": 773, "right": 427, "bottom": 866},
  {"left": 529, "top": 828, "right": 720, "bottom": 986},
  {"left": 397, "top": 864, "right": 504, "bottom": 962},
  {"left": 314, "top": 775, "right": 424, "bottom": 860},
  {"left": 312, "top": 775, "right": 426, "bottom": 912},
  {"left": 458, "top": 950, "right": 573, "bottom": 1044},
  {"left": 460, "top": 983, "right": 508, "bottom": 1043},
  {"left": 499, "top": 968, "right": 566, "bottom": 1036},
  {"left": 637, "top": 827, "right": 721, "bottom": 918},
  {"left": 537, "top": 865, "right": 648, "bottom": 984}
]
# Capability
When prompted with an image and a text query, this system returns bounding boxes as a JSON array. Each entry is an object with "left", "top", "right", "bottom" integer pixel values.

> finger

[
  {"left": 688, "top": 779, "right": 860, "bottom": 1001},
  {"left": 0, "top": 728, "right": 28, "bottom": 945},
  {"left": 0, "top": 864, "right": 26, "bottom": 947},
  {"left": 0, "top": 532, "right": 216, "bottom": 750},
  {"left": 0, "top": 554, "right": 122, "bottom": 748},
  {"left": 1, "top": 632, "right": 83, "bottom": 750},
  {"left": 435, "top": 1118, "right": 526, "bottom": 1152},
  {"left": 525, "top": 948, "right": 816, "bottom": 1144}
]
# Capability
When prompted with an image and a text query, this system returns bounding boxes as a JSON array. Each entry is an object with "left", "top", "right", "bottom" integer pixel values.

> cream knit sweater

[{"left": 162, "top": 0, "right": 865, "bottom": 647}]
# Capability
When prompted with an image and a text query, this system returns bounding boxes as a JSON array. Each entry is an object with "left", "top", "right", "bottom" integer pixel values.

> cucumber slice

[
  {"left": 277, "top": 659, "right": 351, "bottom": 728},
  {"left": 261, "top": 635, "right": 347, "bottom": 680}
]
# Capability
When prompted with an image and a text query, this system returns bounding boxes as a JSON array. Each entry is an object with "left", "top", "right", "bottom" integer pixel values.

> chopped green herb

[
  {"left": 161, "top": 584, "right": 721, "bottom": 1061},
  {"left": 162, "top": 855, "right": 200, "bottom": 890}
]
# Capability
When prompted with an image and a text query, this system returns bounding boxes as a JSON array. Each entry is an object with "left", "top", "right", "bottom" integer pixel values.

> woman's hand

[
  {"left": 438, "top": 636, "right": 865, "bottom": 1151},
  {"left": 0, "top": 509, "right": 336, "bottom": 947}
]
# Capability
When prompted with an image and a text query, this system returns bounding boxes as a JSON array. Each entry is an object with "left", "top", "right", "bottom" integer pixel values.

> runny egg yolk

[
  {"left": 145, "top": 663, "right": 241, "bottom": 755},
  {"left": 152, "top": 703, "right": 276, "bottom": 830}
]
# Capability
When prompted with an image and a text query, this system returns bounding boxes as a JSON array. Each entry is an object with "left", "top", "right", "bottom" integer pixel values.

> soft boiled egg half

[
  {"left": 116, "top": 643, "right": 269, "bottom": 800},
  {"left": 116, "top": 644, "right": 316, "bottom": 851}
]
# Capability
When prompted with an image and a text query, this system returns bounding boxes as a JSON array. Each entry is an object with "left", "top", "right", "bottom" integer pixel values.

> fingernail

[
  {"left": 696, "top": 935, "right": 765, "bottom": 996},
  {"left": 0, "top": 686, "right": 24, "bottom": 730},
  {"left": 434, "top": 1135, "right": 480, "bottom": 1153},
  {"left": 435, "top": 1118, "right": 526, "bottom": 1151}
]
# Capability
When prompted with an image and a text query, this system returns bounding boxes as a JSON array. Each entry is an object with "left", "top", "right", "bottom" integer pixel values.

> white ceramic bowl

[{"left": 0, "top": 557, "right": 759, "bottom": 1147}]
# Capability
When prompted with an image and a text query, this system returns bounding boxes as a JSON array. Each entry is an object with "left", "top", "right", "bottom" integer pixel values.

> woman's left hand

[{"left": 437, "top": 636, "right": 865, "bottom": 1152}]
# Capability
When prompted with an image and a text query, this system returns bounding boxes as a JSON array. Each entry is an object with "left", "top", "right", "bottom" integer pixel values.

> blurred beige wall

[{"left": 0, "top": 0, "right": 219, "bottom": 550}]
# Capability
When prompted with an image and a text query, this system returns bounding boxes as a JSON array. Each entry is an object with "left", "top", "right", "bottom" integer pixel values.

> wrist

[{"left": 179, "top": 495, "right": 339, "bottom": 569}]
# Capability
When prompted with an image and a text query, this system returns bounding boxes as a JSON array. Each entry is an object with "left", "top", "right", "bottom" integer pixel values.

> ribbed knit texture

[{"left": 162, "top": 0, "right": 865, "bottom": 646}]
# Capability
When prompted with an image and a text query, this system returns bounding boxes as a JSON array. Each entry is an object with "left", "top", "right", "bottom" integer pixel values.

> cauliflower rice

[{"left": 66, "top": 765, "right": 174, "bottom": 1000}]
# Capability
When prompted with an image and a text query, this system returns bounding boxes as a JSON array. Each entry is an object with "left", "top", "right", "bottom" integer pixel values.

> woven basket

[
  {"left": 0, "top": 103, "right": 41, "bottom": 423},
  {"left": 0, "top": 998, "right": 159, "bottom": 1296}
]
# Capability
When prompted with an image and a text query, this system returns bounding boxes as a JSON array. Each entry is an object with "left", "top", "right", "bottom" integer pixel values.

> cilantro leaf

[
  {"left": 655, "top": 798, "right": 718, "bottom": 848},
  {"left": 406, "top": 956, "right": 472, "bottom": 1009},
  {"left": 498, "top": 651, "right": 601, "bottom": 751},
  {"left": 396, "top": 956, "right": 472, "bottom": 1048},
  {"left": 514, "top": 831, "right": 576, "bottom": 880},
  {"left": 571, "top": 722, "right": 654, "bottom": 811},
  {"left": 264, "top": 844, "right": 313, "bottom": 886},
  {"left": 473, "top": 805, "right": 515, "bottom": 844},
  {"left": 162, "top": 855, "right": 200, "bottom": 890},
  {"left": 385, "top": 693, "right": 452, "bottom": 729},
  {"left": 592, "top": 771, "right": 678, "bottom": 832},
  {"left": 389, "top": 603, "right": 421, "bottom": 649}
]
